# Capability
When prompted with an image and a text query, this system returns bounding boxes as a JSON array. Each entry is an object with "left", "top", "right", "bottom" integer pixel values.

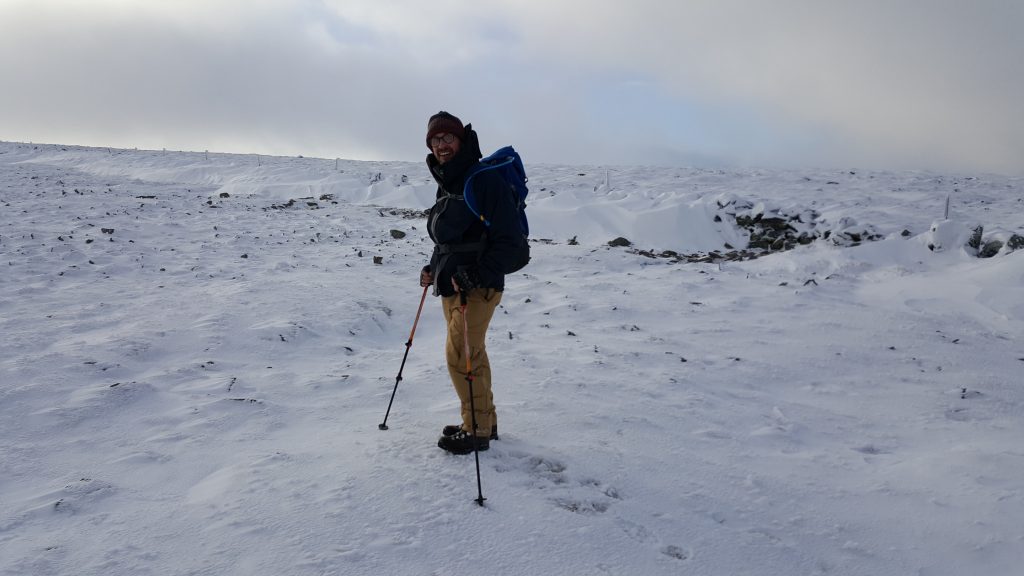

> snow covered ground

[{"left": 1, "top": 141, "right": 1022, "bottom": 576}]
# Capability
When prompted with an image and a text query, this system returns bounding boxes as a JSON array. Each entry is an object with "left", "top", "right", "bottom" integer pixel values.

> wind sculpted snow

[{"left": 1, "top": 142, "right": 1022, "bottom": 576}]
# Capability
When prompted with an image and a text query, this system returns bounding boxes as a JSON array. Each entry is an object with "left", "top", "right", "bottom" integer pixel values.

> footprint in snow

[{"left": 492, "top": 448, "right": 621, "bottom": 515}]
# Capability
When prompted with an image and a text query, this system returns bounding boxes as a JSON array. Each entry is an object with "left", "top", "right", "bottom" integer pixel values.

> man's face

[{"left": 430, "top": 133, "right": 461, "bottom": 164}]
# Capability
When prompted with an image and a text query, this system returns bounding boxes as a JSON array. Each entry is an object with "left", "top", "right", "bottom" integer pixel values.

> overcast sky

[{"left": 2, "top": 0, "right": 1022, "bottom": 174}]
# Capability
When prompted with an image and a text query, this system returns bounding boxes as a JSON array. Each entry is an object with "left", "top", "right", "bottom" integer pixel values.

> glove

[
  {"left": 462, "top": 124, "right": 482, "bottom": 160},
  {"left": 452, "top": 266, "right": 481, "bottom": 292},
  {"left": 420, "top": 265, "right": 433, "bottom": 287}
]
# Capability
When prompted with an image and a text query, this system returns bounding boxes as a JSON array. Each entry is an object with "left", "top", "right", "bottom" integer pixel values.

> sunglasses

[{"left": 430, "top": 133, "right": 458, "bottom": 147}]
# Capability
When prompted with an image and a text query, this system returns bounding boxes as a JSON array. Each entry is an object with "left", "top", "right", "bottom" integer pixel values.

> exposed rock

[
  {"left": 968, "top": 225, "right": 984, "bottom": 250},
  {"left": 979, "top": 240, "right": 1003, "bottom": 258},
  {"left": 378, "top": 207, "right": 427, "bottom": 219}
]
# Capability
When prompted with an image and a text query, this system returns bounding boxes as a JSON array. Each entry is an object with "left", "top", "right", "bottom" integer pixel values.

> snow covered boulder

[
  {"left": 925, "top": 220, "right": 1022, "bottom": 258},
  {"left": 923, "top": 219, "right": 981, "bottom": 253}
]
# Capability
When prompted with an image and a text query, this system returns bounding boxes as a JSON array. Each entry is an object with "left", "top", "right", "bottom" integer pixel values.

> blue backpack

[{"left": 462, "top": 146, "right": 531, "bottom": 272}]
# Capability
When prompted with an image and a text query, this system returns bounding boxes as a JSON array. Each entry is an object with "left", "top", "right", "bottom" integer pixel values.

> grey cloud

[
  {"left": 0, "top": 1, "right": 447, "bottom": 158},
  {"left": 496, "top": 0, "right": 1024, "bottom": 173},
  {"left": 2, "top": 1, "right": 1022, "bottom": 174}
]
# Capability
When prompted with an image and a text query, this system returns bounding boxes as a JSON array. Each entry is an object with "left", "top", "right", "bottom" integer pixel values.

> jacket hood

[{"left": 427, "top": 124, "right": 483, "bottom": 192}]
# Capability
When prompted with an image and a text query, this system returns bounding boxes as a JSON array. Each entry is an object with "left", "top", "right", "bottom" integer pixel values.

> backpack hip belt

[{"left": 437, "top": 241, "right": 486, "bottom": 255}]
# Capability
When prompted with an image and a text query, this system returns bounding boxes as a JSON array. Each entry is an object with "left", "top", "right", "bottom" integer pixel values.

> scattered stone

[
  {"left": 968, "top": 225, "right": 984, "bottom": 250},
  {"left": 979, "top": 240, "right": 1003, "bottom": 258},
  {"left": 662, "top": 545, "right": 689, "bottom": 561},
  {"left": 608, "top": 237, "right": 631, "bottom": 247},
  {"left": 378, "top": 207, "right": 427, "bottom": 219},
  {"left": 268, "top": 199, "right": 296, "bottom": 210},
  {"left": 389, "top": 229, "right": 406, "bottom": 239}
]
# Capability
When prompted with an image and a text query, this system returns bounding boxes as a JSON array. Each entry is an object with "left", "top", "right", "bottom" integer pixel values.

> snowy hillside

[{"left": 1, "top": 141, "right": 1022, "bottom": 576}]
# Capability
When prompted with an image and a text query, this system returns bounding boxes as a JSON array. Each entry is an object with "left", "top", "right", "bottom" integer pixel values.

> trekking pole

[
  {"left": 379, "top": 285, "right": 429, "bottom": 431},
  {"left": 461, "top": 290, "right": 487, "bottom": 506}
]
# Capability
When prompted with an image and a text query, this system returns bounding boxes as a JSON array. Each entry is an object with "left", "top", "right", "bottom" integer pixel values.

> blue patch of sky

[
  {"left": 475, "top": 18, "right": 521, "bottom": 48},
  {"left": 582, "top": 74, "right": 844, "bottom": 168}
]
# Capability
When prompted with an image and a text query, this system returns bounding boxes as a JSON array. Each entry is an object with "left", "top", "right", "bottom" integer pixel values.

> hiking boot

[
  {"left": 442, "top": 423, "right": 498, "bottom": 441},
  {"left": 437, "top": 430, "right": 490, "bottom": 455}
]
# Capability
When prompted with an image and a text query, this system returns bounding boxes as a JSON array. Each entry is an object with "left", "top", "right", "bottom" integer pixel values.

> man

[{"left": 420, "top": 111, "right": 521, "bottom": 455}]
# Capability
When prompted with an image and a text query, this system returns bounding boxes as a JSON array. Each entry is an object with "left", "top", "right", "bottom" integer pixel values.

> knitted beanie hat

[{"left": 425, "top": 111, "right": 465, "bottom": 148}]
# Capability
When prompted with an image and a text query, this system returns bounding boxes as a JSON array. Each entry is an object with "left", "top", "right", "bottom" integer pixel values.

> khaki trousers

[{"left": 442, "top": 288, "right": 502, "bottom": 436}]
